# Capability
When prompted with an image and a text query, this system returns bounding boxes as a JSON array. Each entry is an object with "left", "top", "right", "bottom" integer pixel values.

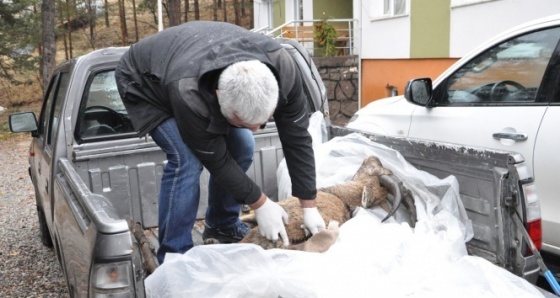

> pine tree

[{"left": 0, "top": 0, "right": 42, "bottom": 84}]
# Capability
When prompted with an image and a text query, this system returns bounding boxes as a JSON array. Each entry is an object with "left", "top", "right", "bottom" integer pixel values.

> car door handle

[{"left": 492, "top": 132, "right": 528, "bottom": 142}]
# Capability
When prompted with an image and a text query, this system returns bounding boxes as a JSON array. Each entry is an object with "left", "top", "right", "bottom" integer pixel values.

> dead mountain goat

[{"left": 206, "top": 156, "right": 417, "bottom": 251}]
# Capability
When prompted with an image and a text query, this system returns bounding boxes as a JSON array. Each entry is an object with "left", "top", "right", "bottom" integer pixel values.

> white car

[{"left": 348, "top": 14, "right": 560, "bottom": 257}]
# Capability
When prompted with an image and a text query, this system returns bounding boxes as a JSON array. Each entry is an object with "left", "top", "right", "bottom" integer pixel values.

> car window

[
  {"left": 76, "top": 70, "right": 135, "bottom": 141},
  {"left": 443, "top": 27, "right": 560, "bottom": 104},
  {"left": 86, "top": 71, "right": 127, "bottom": 112},
  {"left": 38, "top": 74, "right": 60, "bottom": 138}
]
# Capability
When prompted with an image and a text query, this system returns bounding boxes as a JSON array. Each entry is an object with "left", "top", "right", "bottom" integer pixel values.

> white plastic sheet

[
  {"left": 145, "top": 209, "right": 543, "bottom": 297},
  {"left": 278, "top": 112, "right": 472, "bottom": 241},
  {"left": 145, "top": 112, "right": 543, "bottom": 297}
]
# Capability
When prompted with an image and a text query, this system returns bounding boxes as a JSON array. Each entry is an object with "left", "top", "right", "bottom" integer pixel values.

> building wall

[
  {"left": 272, "top": 0, "right": 286, "bottom": 28},
  {"left": 361, "top": 58, "right": 457, "bottom": 106},
  {"left": 313, "top": 0, "right": 353, "bottom": 19},
  {"left": 355, "top": 1, "right": 410, "bottom": 59},
  {"left": 314, "top": 56, "right": 360, "bottom": 126},
  {"left": 253, "top": 0, "right": 352, "bottom": 30},
  {"left": 253, "top": 1, "right": 272, "bottom": 30},
  {"left": 410, "top": 0, "right": 450, "bottom": 58}
]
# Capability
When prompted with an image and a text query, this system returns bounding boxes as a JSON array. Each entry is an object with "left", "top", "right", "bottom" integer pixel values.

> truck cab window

[
  {"left": 443, "top": 27, "right": 560, "bottom": 104},
  {"left": 47, "top": 73, "right": 70, "bottom": 146},
  {"left": 76, "top": 70, "right": 135, "bottom": 141},
  {"left": 38, "top": 74, "right": 60, "bottom": 138}
]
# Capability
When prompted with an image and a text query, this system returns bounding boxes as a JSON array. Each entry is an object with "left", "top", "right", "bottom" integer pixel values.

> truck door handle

[{"left": 492, "top": 132, "right": 528, "bottom": 142}]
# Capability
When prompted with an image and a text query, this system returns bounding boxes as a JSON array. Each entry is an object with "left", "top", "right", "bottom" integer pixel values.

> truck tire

[{"left": 36, "top": 204, "right": 53, "bottom": 247}]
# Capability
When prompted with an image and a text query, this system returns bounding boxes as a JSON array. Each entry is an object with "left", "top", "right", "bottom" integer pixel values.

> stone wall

[{"left": 313, "top": 55, "right": 359, "bottom": 126}]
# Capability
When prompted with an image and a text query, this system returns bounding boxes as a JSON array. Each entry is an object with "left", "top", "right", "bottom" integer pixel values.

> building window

[
  {"left": 384, "top": 0, "right": 406, "bottom": 16},
  {"left": 370, "top": 0, "right": 407, "bottom": 18}
]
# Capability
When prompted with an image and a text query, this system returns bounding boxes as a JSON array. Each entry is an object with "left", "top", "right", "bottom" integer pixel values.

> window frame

[
  {"left": 369, "top": 0, "right": 408, "bottom": 20},
  {"left": 74, "top": 67, "right": 137, "bottom": 144},
  {"left": 47, "top": 72, "right": 70, "bottom": 147},
  {"left": 383, "top": 0, "right": 407, "bottom": 16},
  {"left": 37, "top": 74, "right": 61, "bottom": 139}
]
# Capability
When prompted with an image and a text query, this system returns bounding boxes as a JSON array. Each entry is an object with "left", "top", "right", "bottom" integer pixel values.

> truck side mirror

[
  {"left": 9, "top": 112, "right": 38, "bottom": 133},
  {"left": 404, "top": 78, "right": 433, "bottom": 107}
]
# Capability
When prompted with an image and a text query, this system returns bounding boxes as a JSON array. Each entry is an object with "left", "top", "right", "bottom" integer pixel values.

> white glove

[
  {"left": 254, "top": 198, "right": 290, "bottom": 246},
  {"left": 302, "top": 207, "right": 326, "bottom": 235}
]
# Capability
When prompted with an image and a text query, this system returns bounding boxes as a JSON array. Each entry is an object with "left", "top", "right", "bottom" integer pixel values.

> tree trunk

[
  {"left": 212, "top": 0, "right": 217, "bottom": 21},
  {"left": 104, "top": 0, "right": 110, "bottom": 27},
  {"left": 56, "top": 0, "right": 68, "bottom": 60},
  {"left": 41, "top": 0, "right": 57, "bottom": 89},
  {"left": 233, "top": 0, "right": 240, "bottom": 25},
  {"left": 33, "top": 4, "right": 42, "bottom": 57},
  {"left": 65, "top": 0, "right": 73, "bottom": 59},
  {"left": 194, "top": 0, "right": 199, "bottom": 20},
  {"left": 168, "top": 0, "right": 181, "bottom": 26},
  {"left": 184, "top": 0, "right": 189, "bottom": 23},
  {"left": 118, "top": 0, "right": 128, "bottom": 45},
  {"left": 249, "top": 0, "right": 253, "bottom": 27},
  {"left": 87, "top": 0, "right": 96, "bottom": 50},
  {"left": 222, "top": 0, "right": 227, "bottom": 22},
  {"left": 132, "top": 0, "right": 139, "bottom": 41}
]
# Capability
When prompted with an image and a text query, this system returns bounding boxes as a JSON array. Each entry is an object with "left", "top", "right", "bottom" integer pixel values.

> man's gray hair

[{"left": 218, "top": 60, "right": 279, "bottom": 125}]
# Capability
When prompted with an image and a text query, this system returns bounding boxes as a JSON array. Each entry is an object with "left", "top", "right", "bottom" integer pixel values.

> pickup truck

[{"left": 8, "top": 44, "right": 552, "bottom": 296}]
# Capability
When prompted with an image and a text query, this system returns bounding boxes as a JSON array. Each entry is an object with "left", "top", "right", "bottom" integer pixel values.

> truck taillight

[
  {"left": 526, "top": 219, "right": 542, "bottom": 251},
  {"left": 521, "top": 183, "right": 542, "bottom": 252},
  {"left": 91, "top": 260, "right": 134, "bottom": 297}
]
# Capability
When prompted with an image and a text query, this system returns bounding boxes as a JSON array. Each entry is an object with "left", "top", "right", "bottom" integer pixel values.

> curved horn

[{"left": 379, "top": 174, "right": 402, "bottom": 222}]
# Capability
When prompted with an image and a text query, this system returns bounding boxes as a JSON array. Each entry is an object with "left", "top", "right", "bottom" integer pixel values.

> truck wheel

[{"left": 37, "top": 205, "right": 53, "bottom": 247}]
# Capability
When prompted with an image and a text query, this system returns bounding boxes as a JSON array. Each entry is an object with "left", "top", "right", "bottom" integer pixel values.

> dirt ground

[{"left": 0, "top": 135, "right": 69, "bottom": 297}]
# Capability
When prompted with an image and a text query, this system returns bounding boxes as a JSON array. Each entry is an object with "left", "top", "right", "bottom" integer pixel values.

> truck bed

[{"left": 126, "top": 125, "right": 541, "bottom": 286}]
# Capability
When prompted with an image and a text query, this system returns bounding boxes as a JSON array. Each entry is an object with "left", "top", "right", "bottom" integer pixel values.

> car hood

[
  {"left": 346, "top": 95, "right": 415, "bottom": 136},
  {"left": 366, "top": 95, "right": 405, "bottom": 106}
]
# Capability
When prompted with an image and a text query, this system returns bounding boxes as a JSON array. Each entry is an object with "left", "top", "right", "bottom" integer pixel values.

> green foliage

[
  {"left": 314, "top": 16, "right": 337, "bottom": 57},
  {"left": 0, "top": 0, "right": 41, "bottom": 84}
]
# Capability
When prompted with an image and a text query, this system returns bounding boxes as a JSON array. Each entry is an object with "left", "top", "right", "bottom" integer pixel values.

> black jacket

[{"left": 115, "top": 21, "right": 316, "bottom": 205}]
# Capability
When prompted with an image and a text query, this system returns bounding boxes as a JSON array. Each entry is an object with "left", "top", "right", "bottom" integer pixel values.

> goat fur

[{"left": 207, "top": 156, "right": 417, "bottom": 252}]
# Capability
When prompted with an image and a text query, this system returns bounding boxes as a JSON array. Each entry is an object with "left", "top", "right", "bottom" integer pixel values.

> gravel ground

[{"left": 0, "top": 135, "right": 69, "bottom": 297}]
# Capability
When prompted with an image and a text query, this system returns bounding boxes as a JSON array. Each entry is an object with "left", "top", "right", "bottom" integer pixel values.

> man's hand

[
  {"left": 253, "top": 197, "right": 290, "bottom": 246},
  {"left": 302, "top": 207, "right": 326, "bottom": 235}
]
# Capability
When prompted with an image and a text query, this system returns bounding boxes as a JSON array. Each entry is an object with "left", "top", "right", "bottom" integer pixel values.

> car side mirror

[
  {"left": 9, "top": 112, "right": 38, "bottom": 133},
  {"left": 404, "top": 78, "right": 433, "bottom": 107}
]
